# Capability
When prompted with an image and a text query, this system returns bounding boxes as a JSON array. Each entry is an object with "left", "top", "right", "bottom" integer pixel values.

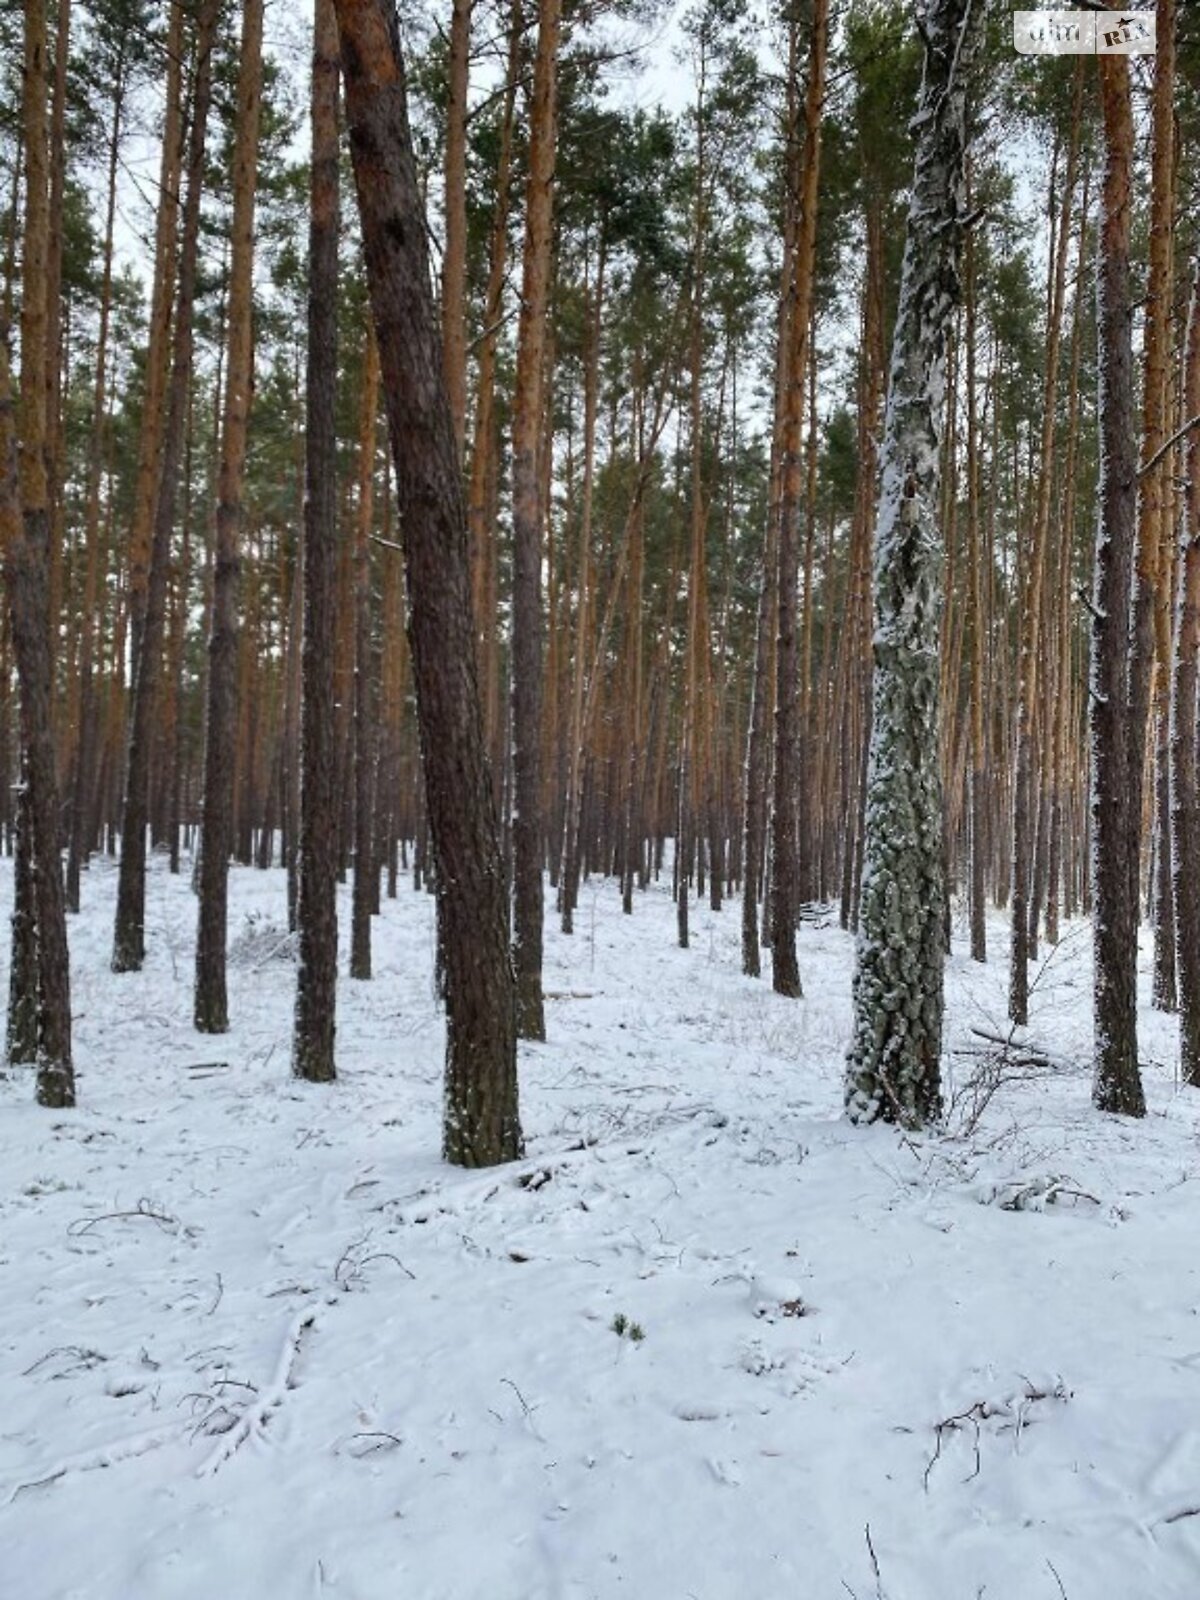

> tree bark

[
  {"left": 65, "top": 41, "right": 125, "bottom": 913},
  {"left": 770, "top": 0, "right": 828, "bottom": 998},
  {"left": 1009, "top": 81, "right": 1080, "bottom": 1022},
  {"left": 509, "top": 0, "right": 560, "bottom": 1040},
  {"left": 1090, "top": 56, "right": 1145, "bottom": 1118},
  {"left": 127, "top": 0, "right": 185, "bottom": 672},
  {"left": 1142, "top": 0, "right": 1177, "bottom": 1011},
  {"left": 334, "top": 0, "right": 522, "bottom": 1166},
  {"left": 442, "top": 0, "right": 470, "bottom": 457},
  {"left": 350, "top": 330, "right": 380, "bottom": 981},
  {"left": 964, "top": 165, "right": 986, "bottom": 963},
  {"left": 845, "top": 0, "right": 983, "bottom": 1128},
  {"left": 194, "top": 0, "right": 264, "bottom": 1033},
  {"left": 1172, "top": 272, "right": 1200, "bottom": 1084},
  {"left": 114, "top": 0, "right": 217, "bottom": 971},
  {"left": 292, "top": 0, "right": 341, "bottom": 1081},
  {"left": 3, "top": 0, "right": 73, "bottom": 1106}
]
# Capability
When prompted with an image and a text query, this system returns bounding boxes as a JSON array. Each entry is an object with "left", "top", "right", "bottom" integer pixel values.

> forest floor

[{"left": 2, "top": 856, "right": 1200, "bottom": 1599}]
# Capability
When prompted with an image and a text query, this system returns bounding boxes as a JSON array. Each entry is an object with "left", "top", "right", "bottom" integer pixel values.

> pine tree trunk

[
  {"left": 194, "top": 0, "right": 264, "bottom": 1034},
  {"left": 466, "top": 0, "right": 519, "bottom": 765},
  {"left": 1090, "top": 56, "right": 1145, "bottom": 1118},
  {"left": 509, "top": 0, "right": 559, "bottom": 1040},
  {"left": 127, "top": 0, "right": 185, "bottom": 672},
  {"left": 1143, "top": 0, "right": 1177, "bottom": 1012},
  {"left": 442, "top": 0, "right": 470, "bottom": 457},
  {"left": 3, "top": 0, "right": 72, "bottom": 1105},
  {"left": 292, "top": 0, "right": 340, "bottom": 1082},
  {"left": 1009, "top": 83, "right": 1081, "bottom": 1022},
  {"left": 964, "top": 170, "right": 987, "bottom": 963},
  {"left": 335, "top": 0, "right": 522, "bottom": 1166},
  {"left": 350, "top": 332, "right": 379, "bottom": 981},
  {"left": 114, "top": 0, "right": 217, "bottom": 971},
  {"left": 1046, "top": 179, "right": 1089, "bottom": 947},
  {"left": 770, "top": 0, "right": 827, "bottom": 998},
  {"left": 65, "top": 45, "right": 125, "bottom": 913},
  {"left": 44, "top": 0, "right": 68, "bottom": 692},
  {"left": 846, "top": 0, "right": 983, "bottom": 1128},
  {"left": 1172, "top": 273, "right": 1200, "bottom": 1085}
]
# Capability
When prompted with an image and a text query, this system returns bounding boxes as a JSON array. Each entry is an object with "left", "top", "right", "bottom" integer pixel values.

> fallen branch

[
  {"left": 865, "top": 1522, "right": 886, "bottom": 1598},
  {"left": 1046, "top": 1558, "right": 1069, "bottom": 1599},
  {"left": 924, "top": 1378, "right": 1069, "bottom": 1489},
  {"left": 195, "top": 1307, "right": 316, "bottom": 1477},
  {"left": 1159, "top": 1502, "right": 1200, "bottom": 1526},
  {"left": 22, "top": 1344, "right": 106, "bottom": 1377},
  {"left": 67, "top": 1199, "right": 182, "bottom": 1237},
  {"left": 7, "top": 1421, "right": 185, "bottom": 1502}
]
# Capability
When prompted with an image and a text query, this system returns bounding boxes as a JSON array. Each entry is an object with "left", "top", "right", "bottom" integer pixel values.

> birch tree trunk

[{"left": 845, "top": 0, "right": 983, "bottom": 1128}]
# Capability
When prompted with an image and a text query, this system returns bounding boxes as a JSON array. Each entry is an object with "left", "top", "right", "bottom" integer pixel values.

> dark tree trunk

[
  {"left": 1090, "top": 56, "right": 1145, "bottom": 1118},
  {"left": 334, "top": 0, "right": 522, "bottom": 1167},
  {"left": 769, "top": 0, "right": 828, "bottom": 999},
  {"left": 292, "top": 0, "right": 341, "bottom": 1081},
  {"left": 7, "top": 774, "right": 38, "bottom": 1064},
  {"left": 1172, "top": 273, "right": 1200, "bottom": 1084},
  {"left": 194, "top": 0, "right": 264, "bottom": 1034},
  {"left": 3, "top": 0, "right": 72, "bottom": 1107},
  {"left": 350, "top": 332, "right": 379, "bottom": 982}
]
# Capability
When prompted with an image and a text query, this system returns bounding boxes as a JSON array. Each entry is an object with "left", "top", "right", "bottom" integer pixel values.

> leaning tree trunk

[
  {"left": 194, "top": 0, "right": 264, "bottom": 1033},
  {"left": 3, "top": 0, "right": 72, "bottom": 1106},
  {"left": 334, "top": 0, "right": 522, "bottom": 1167},
  {"left": 1090, "top": 55, "right": 1145, "bottom": 1119},
  {"left": 845, "top": 0, "right": 984, "bottom": 1128},
  {"left": 292, "top": 0, "right": 341, "bottom": 1082}
]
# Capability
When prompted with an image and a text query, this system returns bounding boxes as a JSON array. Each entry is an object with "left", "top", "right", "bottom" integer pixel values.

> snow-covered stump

[{"left": 845, "top": 0, "right": 984, "bottom": 1128}]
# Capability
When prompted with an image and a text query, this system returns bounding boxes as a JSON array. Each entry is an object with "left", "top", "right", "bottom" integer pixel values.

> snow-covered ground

[{"left": 2, "top": 854, "right": 1199, "bottom": 1599}]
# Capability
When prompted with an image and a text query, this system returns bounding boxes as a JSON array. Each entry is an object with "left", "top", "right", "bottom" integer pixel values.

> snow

[{"left": 3, "top": 855, "right": 1200, "bottom": 1598}]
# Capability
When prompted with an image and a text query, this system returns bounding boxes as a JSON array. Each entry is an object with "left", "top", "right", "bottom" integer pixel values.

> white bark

[{"left": 845, "top": 0, "right": 985, "bottom": 1127}]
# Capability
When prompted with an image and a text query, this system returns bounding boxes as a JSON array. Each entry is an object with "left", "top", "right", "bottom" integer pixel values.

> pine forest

[{"left": 2, "top": 0, "right": 1200, "bottom": 1594}]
